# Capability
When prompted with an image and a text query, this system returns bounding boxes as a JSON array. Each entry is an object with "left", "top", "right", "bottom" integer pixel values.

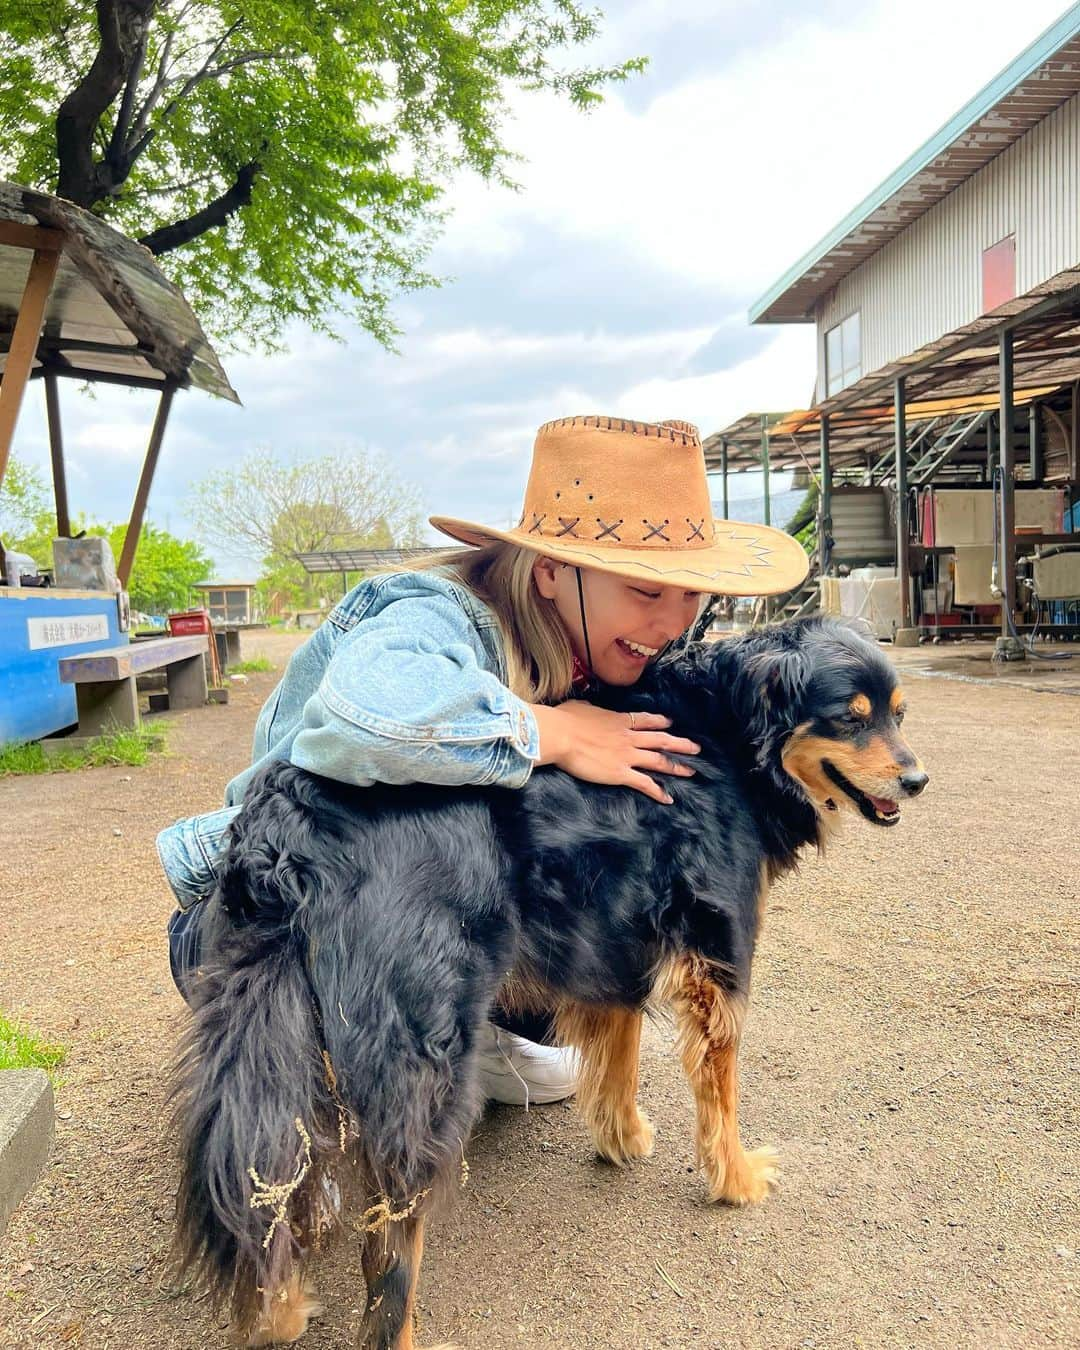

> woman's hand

[{"left": 530, "top": 701, "right": 700, "bottom": 804}]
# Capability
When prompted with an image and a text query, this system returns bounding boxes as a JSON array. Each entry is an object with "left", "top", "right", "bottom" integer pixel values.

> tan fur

[
  {"left": 849, "top": 693, "right": 871, "bottom": 718},
  {"left": 556, "top": 1002, "right": 655, "bottom": 1163},
  {"left": 654, "top": 955, "right": 778, "bottom": 1206},
  {"left": 890, "top": 685, "right": 906, "bottom": 715},
  {"left": 782, "top": 724, "right": 922, "bottom": 807},
  {"left": 244, "top": 1274, "right": 324, "bottom": 1346},
  {"left": 496, "top": 967, "right": 561, "bottom": 1019}
]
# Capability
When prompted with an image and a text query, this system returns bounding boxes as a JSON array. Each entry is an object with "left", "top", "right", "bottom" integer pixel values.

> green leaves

[{"left": 1, "top": 0, "right": 643, "bottom": 348}]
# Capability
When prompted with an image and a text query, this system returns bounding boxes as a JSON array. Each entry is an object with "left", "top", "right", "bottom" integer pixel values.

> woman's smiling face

[{"left": 532, "top": 557, "right": 703, "bottom": 685}]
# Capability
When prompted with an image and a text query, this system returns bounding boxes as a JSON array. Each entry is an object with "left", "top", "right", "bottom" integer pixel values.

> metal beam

[
  {"left": 30, "top": 362, "right": 176, "bottom": 393},
  {"left": 760, "top": 415, "right": 771, "bottom": 527},
  {"left": 894, "top": 378, "right": 911, "bottom": 628},
  {"left": 44, "top": 371, "right": 71, "bottom": 538},
  {"left": 815, "top": 282, "right": 1080, "bottom": 424},
  {"left": 0, "top": 246, "right": 61, "bottom": 489},
  {"left": 117, "top": 382, "right": 177, "bottom": 588},
  {"left": 999, "top": 332, "right": 1016, "bottom": 639},
  {"left": 720, "top": 438, "right": 729, "bottom": 519}
]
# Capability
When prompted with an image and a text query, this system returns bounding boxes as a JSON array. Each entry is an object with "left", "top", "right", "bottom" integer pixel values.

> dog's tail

[{"left": 167, "top": 791, "right": 339, "bottom": 1335}]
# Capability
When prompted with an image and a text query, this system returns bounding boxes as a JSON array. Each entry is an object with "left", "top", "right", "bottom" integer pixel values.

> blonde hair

[{"left": 405, "top": 543, "right": 575, "bottom": 704}]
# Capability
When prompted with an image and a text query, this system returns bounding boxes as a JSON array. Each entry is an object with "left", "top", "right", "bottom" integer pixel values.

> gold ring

[{"left": 627, "top": 711, "right": 637, "bottom": 731}]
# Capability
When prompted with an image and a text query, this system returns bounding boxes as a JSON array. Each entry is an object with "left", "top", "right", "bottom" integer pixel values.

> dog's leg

[
  {"left": 660, "top": 955, "right": 778, "bottom": 1206},
  {"left": 244, "top": 1268, "right": 324, "bottom": 1346},
  {"left": 359, "top": 1215, "right": 459, "bottom": 1350},
  {"left": 555, "top": 1003, "right": 654, "bottom": 1164}
]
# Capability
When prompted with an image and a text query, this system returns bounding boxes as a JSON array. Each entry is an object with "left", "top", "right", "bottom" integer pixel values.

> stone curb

[{"left": 0, "top": 1069, "right": 55, "bottom": 1234}]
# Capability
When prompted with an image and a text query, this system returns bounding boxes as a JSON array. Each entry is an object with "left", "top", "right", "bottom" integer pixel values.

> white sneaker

[{"left": 475, "top": 1022, "right": 580, "bottom": 1106}]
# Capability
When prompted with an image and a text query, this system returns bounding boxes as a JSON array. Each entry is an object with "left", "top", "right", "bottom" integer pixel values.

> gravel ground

[{"left": 0, "top": 630, "right": 1076, "bottom": 1349}]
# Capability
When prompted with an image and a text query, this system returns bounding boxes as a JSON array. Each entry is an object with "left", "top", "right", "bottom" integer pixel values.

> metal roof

[
  {"left": 751, "top": 4, "right": 1080, "bottom": 325},
  {"left": 297, "top": 547, "right": 447, "bottom": 573},
  {"left": 709, "top": 264, "right": 1080, "bottom": 475},
  {"left": 0, "top": 182, "right": 237, "bottom": 401}
]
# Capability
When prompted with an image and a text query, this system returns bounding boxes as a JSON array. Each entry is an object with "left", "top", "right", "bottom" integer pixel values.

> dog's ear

[{"left": 732, "top": 639, "right": 814, "bottom": 757}]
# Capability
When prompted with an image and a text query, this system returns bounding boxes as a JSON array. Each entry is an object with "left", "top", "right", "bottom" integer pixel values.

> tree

[
  {"left": 0, "top": 455, "right": 210, "bottom": 609},
  {"left": 100, "top": 520, "right": 211, "bottom": 612},
  {"left": 0, "top": 458, "right": 51, "bottom": 542},
  {"left": 189, "top": 448, "right": 423, "bottom": 609},
  {"left": 1, "top": 1, "right": 643, "bottom": 348}
]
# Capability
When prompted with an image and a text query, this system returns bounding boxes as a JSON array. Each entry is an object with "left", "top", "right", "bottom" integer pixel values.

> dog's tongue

[{"left": 867, "top": 793, "right": 898, "bottom": 814}]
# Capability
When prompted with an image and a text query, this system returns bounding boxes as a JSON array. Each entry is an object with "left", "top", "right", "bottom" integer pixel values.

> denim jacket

[{"left": 156, "top": 570, "right": 541, "bottom": 910}]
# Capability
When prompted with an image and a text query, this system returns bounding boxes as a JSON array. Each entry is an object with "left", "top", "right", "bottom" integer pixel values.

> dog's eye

[{"left": 894, "top": 708, "right": 906, "bottom": 725}]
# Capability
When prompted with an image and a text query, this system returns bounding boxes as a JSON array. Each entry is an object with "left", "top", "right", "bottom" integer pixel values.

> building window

[
  {"left": 982, "top": 235, "right": 1016, "bottom": 313},
  {"left": 825, "top": 311, "right": 861, "bottom": 397}
]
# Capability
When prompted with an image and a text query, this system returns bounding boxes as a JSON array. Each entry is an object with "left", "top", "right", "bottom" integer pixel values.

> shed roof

[
  {"left": 0, "top": 182, "right": 237, "bottom": 401},
  {"left": 750, "top": 5, "right": 1080, "bottom": 325}
]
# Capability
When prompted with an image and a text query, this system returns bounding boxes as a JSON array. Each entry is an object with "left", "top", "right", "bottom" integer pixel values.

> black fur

[{"left": 168, "top": 618, "right": 918, "bottom": 1343}]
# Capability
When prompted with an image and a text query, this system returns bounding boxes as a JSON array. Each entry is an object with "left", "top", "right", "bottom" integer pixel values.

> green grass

[
  {"left": 0, "top": 1012, "right": 65, "bottom": 1082},
  {"left": 227, "top": 656, "right": 274, "bottom": 674},
  {"left": 0, "top": 724, "right": 168, "bottom": 776}
]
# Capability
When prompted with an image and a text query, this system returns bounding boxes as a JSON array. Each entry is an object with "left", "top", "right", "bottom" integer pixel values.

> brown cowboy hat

[{"left": 430, "top": 415, "right": 809, "bottom": 596}]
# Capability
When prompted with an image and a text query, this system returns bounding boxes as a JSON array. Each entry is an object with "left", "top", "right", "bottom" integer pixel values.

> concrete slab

[{"left": 0, "top": 1070, "right": 54, "bottom": 1234}]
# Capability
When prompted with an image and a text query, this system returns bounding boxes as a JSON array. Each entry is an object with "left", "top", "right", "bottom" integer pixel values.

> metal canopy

[
  {"left": 708, "top": 267, "right": 1080, "bottom": 474},
  {"left": 751, "top": 6, "right": 1080, "bottom": 324},
  {"left": 298, "top": 547, "right": 446, "bottom": 573},
  {"left": 0, "top": 182, "right": 237, "bottom": 401}
]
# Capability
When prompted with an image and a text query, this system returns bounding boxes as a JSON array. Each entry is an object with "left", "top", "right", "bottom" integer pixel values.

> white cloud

[{"left": 439, "top": 0, "right": 1070, "bottom": 305}]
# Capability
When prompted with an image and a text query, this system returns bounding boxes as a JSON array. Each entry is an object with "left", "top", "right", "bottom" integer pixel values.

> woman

[{"left": 158, "top": 414, "right": 807, "bottom": 1104}]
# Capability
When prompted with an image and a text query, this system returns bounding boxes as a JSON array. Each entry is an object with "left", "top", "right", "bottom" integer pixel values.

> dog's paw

[
  {"left": 243, "top": 1274, "right": 324, "bottom": 1345},
  {"left": 593, "top": 1107, "right": 656, "bottom": 1165},
  {"left": 708, "top": 1145, "right": 780, "bottom": 1207}
]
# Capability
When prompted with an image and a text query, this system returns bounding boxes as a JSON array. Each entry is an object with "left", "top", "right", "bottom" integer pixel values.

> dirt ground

[{"left": 0, "top": 629, "right": 1077, "bottom": 1349}]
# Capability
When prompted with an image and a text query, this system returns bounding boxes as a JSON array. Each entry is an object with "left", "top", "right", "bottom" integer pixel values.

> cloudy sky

[{"left": 10, "top": 0, "right": 1073, "bottom": 574}]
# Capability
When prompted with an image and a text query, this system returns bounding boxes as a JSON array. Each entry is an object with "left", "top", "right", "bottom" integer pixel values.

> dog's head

[{"left": 730, "top": 619, "right": 928, "bottom": 827}]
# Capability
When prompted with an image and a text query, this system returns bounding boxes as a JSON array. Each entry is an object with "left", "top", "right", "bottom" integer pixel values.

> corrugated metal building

[
  {"left": 711, "top": 5, "right": 1080, "bottom": 645},
  {"left": 751, "top": 7, "right": 1080, "bottom": 402}
]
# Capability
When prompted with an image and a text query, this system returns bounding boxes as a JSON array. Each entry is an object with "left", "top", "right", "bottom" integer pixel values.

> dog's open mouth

[{"left": 822, "top": 761, "right": 901, "bottom": 826}]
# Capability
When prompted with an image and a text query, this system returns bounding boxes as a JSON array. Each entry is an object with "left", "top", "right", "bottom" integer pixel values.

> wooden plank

[
  {"left": 58, "top": 635, "right": 207, "bottom": 684},
  {"left": 117, "top": 383, "right": 176, "bottom": 587},
  {"left": 0, "top": 248, "right": 61, "bottom": 487},
  {"left": 0, "top": 221, "right": 64, "bottom": 252}
]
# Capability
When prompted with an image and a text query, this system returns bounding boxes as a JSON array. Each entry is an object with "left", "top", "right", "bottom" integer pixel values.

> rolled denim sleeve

[
  {"left": 156, "top": 805, "right": 241, "bottom": 910},
  {"left": 289, "top": 591, "right": 541, "bottom": 790}
]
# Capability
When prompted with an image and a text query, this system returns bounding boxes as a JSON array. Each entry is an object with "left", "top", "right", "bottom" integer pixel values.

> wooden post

[
  {"left": 999, "top": 331, "right": 1016, "bottom": 640},
  {"left": 819, "top": 415, "right": 832, "bottom": 575},
  {"left": 720, "top": 438, "right": 729, "bottom": 519},
  {"left": 760, "top": 416, "right": 771, "bottom": 527},
  {"left": 118, "top": 382, "right": 177, "bottom": 588},
  {"left": 0, "top": 246, "right": 61, "bottom": 489},
  {"left": 45, "top": 371, "right": 71, "bottom": 537},
  {"left": 894, "top": 378, "right": 911, "bottom": 629}
]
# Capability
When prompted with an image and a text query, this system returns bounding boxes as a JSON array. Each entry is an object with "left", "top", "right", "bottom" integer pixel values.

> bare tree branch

[
  {"left": 137, "top": 158, "right": 261, "bottom": 254},
  {"left": 104, "top": 24, "right": 147, "bottom": 177}
]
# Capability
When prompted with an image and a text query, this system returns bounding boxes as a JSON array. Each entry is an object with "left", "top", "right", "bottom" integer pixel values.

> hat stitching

[
  {"left": 528, "top": 514, "right": 545, "bottom": 534},
  {"left": 686, "top": 518, "right": 705, "bottom": 543},
  {"left": 535, "top": 413, "right": 700, "bottom": 448},
  {"left": 555, "top": 517, "right": 581, "bottom": 538},
  {"left": 642, "top": 519, "right": 671, "bottom": 542},
  {"left": 595, "top": 518, "right": 623, "bottom": 541}
]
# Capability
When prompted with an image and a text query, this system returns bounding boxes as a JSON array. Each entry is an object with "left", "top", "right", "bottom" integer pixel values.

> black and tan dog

[{"left": 169, "top": 617, "right": 926, "bottom": 1348}]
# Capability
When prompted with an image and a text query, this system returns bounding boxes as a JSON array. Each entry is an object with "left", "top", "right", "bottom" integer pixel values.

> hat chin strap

[{"left": 574, "top": 566, "right": 595, "bottom": 680}]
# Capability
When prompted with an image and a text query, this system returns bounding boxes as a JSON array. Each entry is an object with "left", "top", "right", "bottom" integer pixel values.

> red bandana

[{"left": 570, "top": 652, "right": 592, "bottom": 692}]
